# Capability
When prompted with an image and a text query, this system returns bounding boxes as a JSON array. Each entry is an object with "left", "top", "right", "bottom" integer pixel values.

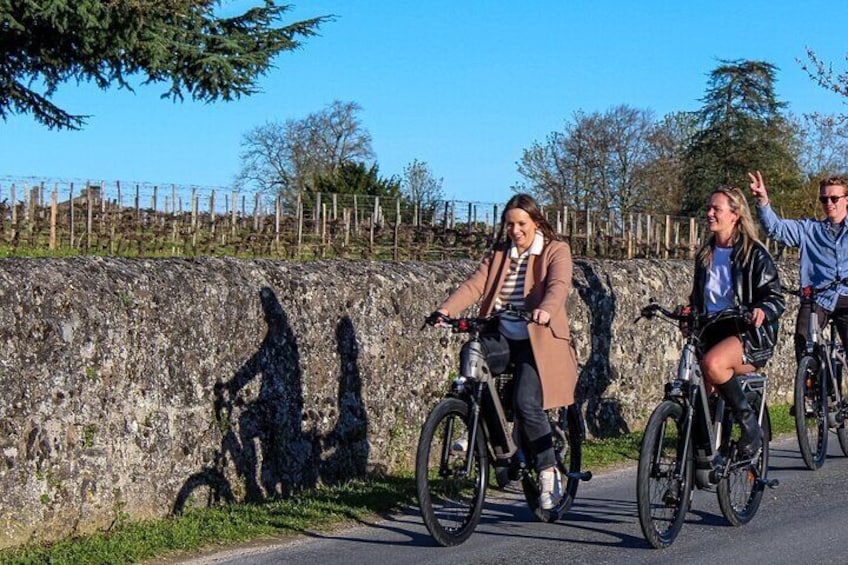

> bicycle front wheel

[
  {"left": 717, "top": 394, "right": 770, "bottom": 526},
  {"left": 637, "top": 400, "right": 692, "bottom": 549},
  {"left": 415, "top": 398, "right": 488, "bottom": 546},
  {"left": 794, "top": 355, "right": 827, "bottom": 470}
]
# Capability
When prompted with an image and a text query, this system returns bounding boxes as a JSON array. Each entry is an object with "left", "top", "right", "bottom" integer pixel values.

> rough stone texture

[{"left": 0, "top": 256, "right": 799, "bottom": 548}]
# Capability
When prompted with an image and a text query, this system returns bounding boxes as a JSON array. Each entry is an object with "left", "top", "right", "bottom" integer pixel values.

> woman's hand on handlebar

[
  {"left": 425, "top": 309, "right": 451, "bottom": 328},
  {"left": 673, "top": 304, "right": 691, "bottom": 337},
  {"left": 532, "top": 308, "right": 551, "bottom": 326}
]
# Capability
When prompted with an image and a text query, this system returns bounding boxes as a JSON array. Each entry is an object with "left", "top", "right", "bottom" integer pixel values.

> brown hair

[
  {"left": 494, "top": 193, "right": 557, "bottom": 247},
  {"left": 696, "top": 185, "right": 762, "bottom": 267},
  {"left": 819, "top": 176, "right": 848, "bottom": 193}
]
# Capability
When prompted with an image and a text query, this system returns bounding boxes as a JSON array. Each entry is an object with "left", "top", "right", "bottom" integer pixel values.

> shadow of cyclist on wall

[
  {"left": 216, "top": 286, "right": 315, "bottom": 501},
  {"left": 573, "top": 260, "right": 629, "bottom": 438},
  {"left": 320, "top": 315, "right": 370, "bottom": 484}
]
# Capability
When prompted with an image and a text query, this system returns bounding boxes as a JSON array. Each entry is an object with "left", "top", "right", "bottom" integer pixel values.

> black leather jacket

[{"left": 690, "top": 240, "right": 785, "bottom": 366}]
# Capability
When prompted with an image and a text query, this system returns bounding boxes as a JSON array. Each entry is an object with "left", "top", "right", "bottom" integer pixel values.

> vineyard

[{"left": 0, "top": 179, "right": 792, "bottom": 261}]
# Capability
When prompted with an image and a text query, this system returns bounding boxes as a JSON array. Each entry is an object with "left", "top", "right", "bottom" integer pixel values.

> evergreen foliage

[
  {"left": 313, "top": 161, "right": 400, "bottom": 199},
  {"left": 0, "top": 1, "right": 331, "bottom": 129},
  {"left": 681, "top": 59, "right": 802, "bottom": 215}
]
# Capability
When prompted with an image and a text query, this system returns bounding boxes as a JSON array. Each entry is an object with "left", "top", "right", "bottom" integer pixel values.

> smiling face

[
  {"left": 504, "top": 208, "right": 539, "bottom": 253},
  {"left": 705, "top": 192, "right": 739, "bottom": 244},
  {"left": 820, "top": 182, "right": 848, "bottom": 224}
]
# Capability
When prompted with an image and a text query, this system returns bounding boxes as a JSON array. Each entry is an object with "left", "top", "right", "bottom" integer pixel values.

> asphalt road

[{"left": 176, "top": 435, "right": 848, "bottom": 565}]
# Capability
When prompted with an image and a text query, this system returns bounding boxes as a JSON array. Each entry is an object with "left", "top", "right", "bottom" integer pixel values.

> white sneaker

[
  {"left": 451, "top": 432, "right": 468, "bottom": 452},
  {"left": 538, "top": 467, "right": 562, "bottom": 510}
]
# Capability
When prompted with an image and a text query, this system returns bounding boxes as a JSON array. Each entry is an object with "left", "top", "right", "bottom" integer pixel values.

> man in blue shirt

[{"left": 748, "top": 171, "right": 848, "bottom": 362}]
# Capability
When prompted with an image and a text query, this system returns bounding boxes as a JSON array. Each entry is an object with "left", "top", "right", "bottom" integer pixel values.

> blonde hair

[{"left": 696, "top": 185, "right": 762, "bottom": 267}]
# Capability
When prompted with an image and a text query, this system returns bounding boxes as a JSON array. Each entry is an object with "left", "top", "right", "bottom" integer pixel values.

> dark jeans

[
  {"left": 795, "top": 295, "right": 848, "bottom": 362},
  {"left": 473, "top": 332, "right": 555, "bottom": 471}
]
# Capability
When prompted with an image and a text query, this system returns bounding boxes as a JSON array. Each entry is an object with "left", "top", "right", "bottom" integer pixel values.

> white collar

[{"left": 509, "top": 232, "right": 545, "bottom": 259}]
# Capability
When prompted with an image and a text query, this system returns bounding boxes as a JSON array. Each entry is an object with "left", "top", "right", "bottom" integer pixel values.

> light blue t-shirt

[{"left": 705, "top": 246, "right": 734, "bottom": 313}]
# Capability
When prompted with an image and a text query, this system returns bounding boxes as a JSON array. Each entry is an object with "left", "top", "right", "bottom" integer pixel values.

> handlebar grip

[{"left": 424, "top": 311, "right": 446, "bottom": 327}]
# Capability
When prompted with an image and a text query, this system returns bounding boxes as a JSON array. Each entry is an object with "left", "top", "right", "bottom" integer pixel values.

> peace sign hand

[{"left": 748, "top": 170, "right": 769, "bottom": 206}]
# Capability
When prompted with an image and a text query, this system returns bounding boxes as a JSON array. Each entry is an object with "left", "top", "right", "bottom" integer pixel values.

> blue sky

[{"left": 2, "top": 0, "right": 847, "bottom": 205}]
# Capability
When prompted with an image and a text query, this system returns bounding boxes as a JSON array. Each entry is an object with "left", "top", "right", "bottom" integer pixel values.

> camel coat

[{"left": 439, "top": 239, "right": 577, "bottom": 408}]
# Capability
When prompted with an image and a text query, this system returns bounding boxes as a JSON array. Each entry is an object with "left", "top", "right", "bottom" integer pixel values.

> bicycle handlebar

[
  {"left": 423, "top": 303, "right": 544, "bottom": 333},
  {"left": 782, "top": 277, "right": 848, "bottom": 299},
  {"left": 634, "top": 299, "right": 753, "bottom": 327}
]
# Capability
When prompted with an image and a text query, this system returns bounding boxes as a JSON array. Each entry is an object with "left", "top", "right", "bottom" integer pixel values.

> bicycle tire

[
  {"left": 415, "top": 398, "right": 488, "bottom": 546},
  {"left": 831, "top": 367, "right": 848, "bottom": 456},
  {"left": 717, "top": 393, "right": 770, "bottom": 526},
  {"left": 794, "top": 356, "right": 827, "bottom": 470},
  {"left": 521, "top": 404, "right": 584, "bottom": 522},
  {"left": 637, "top": 400, "right": 692, "bottom": 549},
  {"left": 837, "top": 424, "right": 848, "bottom": 456},
  {"left": 559, "top": 403, "right": 584, "bottom": 510}
]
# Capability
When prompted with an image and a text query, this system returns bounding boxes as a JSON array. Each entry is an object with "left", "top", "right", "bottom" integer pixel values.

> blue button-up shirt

[{"left": 757, "top": 203, "right": 848, "bottom": 311}]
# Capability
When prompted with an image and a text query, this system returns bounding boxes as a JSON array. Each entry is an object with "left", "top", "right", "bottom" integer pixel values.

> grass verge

[{"left": 0, "top": 405, "right": 794, "bottom": 565}]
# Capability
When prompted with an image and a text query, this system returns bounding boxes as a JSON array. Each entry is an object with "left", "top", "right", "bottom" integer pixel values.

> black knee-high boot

[{"left": 717, "top": 375, "right": 762, "bottom": 457}]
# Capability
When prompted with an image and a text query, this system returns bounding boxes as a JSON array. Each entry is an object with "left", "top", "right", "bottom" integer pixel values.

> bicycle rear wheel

[
  {"left": 558, "top": 403, "right": 584, "bottom": 511},
  {"left": 521, "top": 403, "right": 584, "bottom": 522},
  {"left": 717, "top": 394, "right": 770, "bottom": 526},
  {"left": 794, "top": 356, "right": 827, "bottom": 470},
  {"left": 637, "top": 400, "right": 692, "bottom": 549},
  {"left": 838, "top": 423, "right": 848, "bottom": 456},
  {"left": 834, "top": 374, "right": 848, "bottom": 456},
  {"left": 415, "top": 398, "right": 488, "bottom": 546}
]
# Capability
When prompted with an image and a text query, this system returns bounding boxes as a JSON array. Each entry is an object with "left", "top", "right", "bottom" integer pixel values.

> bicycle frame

[
  {"left": 431, "top": 305, "right": 590, "bottom": 485},
  {"left": 452, "top": 337, "right": 518, "bottom": 474},
  {"left": 644, "top": 305, "right": 771, "bottom": 487},
  {"left": 802, "top": 292, "right": 846, "bottom": 421},
  {"left": 637, "top": 302, "right": 776, "bottom": 548}
]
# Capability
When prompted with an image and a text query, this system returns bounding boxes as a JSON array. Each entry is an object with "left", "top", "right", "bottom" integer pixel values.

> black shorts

[
  {"left": 699, "top": 319, "right": 771, "bottom": 368},
  {"left": 699, "top": 318, "right": 741, "bottom": 351}
]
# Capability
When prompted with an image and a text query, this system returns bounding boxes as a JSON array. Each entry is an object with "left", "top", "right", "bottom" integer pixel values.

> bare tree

[
  {"left": 781, "top": 112, "right": 848, "bottom": 217},
  {"left": 515, "top": 105, "right": 684, "bottom": 216},
  {"left": 236, "top": 100, "right": 374, "bottom": 204},
  {"left": 793, "top": 113, "right": 848, "bottom": 179},
  {"left": 514, "top": 112, "right": 594, "bottom": 210},
  {"left": 637, "top": 112, "right": 697, "bottom": 215},
  {"left": 401, "top": 159, "right": 444, "bottom": 221},
  {"left": 800, "top": 48, "right": 848, "bottom": 107}
]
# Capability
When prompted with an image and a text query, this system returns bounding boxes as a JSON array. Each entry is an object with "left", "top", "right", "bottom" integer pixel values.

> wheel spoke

[
  {"left": 416, "top": 398, "right": 487, "bottom": 546},
  {"left": 637, "top": 401, "right": 690, "bottom": 548}
]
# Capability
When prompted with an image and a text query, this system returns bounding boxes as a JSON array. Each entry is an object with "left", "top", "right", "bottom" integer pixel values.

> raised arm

[
  {"left": 748, "top": 170, "right": 805, "bottom": 247},
  {"left": 748, "top": 170, "right": 770, "bottom": 207}
]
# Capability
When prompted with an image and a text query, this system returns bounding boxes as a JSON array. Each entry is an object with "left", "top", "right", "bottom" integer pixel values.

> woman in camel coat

[{"left": 430, "top": 193, "right": 577, "bottom": 510}]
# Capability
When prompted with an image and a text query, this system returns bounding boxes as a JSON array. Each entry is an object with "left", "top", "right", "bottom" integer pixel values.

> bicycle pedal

[
  {"left": 757, "top": 477, "right": 779, "bottom": 489},
  {"left": 566, "top": 470, "right": 592, "bottom": 481}
]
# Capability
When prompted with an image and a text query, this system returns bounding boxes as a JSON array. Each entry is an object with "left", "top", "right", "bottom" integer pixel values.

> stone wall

[{"left": 0, "top": 257, "right": 799, "bottom": 548}]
